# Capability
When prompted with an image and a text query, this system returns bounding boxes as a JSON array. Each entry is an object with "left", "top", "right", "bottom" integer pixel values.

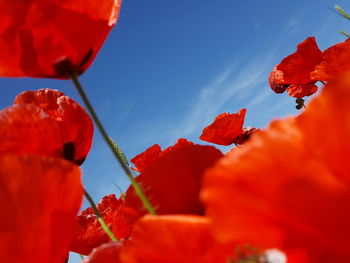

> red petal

[
  {"left": 131, "top": 139, "right": 194, "bottom": 173},
  {"left": 126, "top": 143, "right": 223, "bottom": 215},
  {"left": 202, "top": 73, "right": 350, "bottom": 262},
  {"left": 83, "top": 242, "right": 122, "bottom": 263},
  {"left": 268, "top": 66, "right": 289, "bottom": 94},
  {"left": 277, "top": 37, "right": 322, "bottom": 85},
  {"left": 0, "top": 0, "right": 121, "bottom": 78},
  {"left": 233, "top": 127, "right": 259, "bottom": 145},
  {"left": 0, "top": 154, "right": 83, "bottom": 263},
  {"left": 200, "top": 109, "right": 246, "bottom": 146},
  {"left": 120, "top": 215, "right": 234, "bottom": 263},
  {"left": 0, "top": 89, "right": 93, "bottom": 164},
  {"left": 162, "top": 138, "right": 194, "bottom": 154},
  {"left": 130, "top": 144, "right": 162, "bottom": 173},
  {"left": 286, "top": 83, "right": 318, "bottom": 98},
  {"left": 71, "top": 194, "right": 139, "bottom": 255},
  {"left": 311, "top": 38, "right": 350, "bottom": 81}
]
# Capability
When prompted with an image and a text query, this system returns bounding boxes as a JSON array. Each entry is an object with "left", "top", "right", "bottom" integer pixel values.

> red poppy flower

[
  {"left": 130, "top": 139, "right": 193, "bottom": 173},
  {"left": 0, "top": 89, "right": 93, "bottom": 164},
  {"left": 83, "top": 242, "right": 123, "bottom": 263},
  {"left": 0, "top": 154, "right": 83, "bottom": 263},
  {"left": 120, "top": 215, "right": 235, "bottom": 263},
  {"left": 200, "top": 109, "right": 247, "bottom": 146},
  {"left": 311, "top": 38, "right": 350, "bottom": 81},
  {"left": 276, "top": 37, "right": 322, "bottom": 85},
  {"left": 0, "top": 0, "right": 121, "bottom": 78},
  {"left": 202, "top": 73, "right": 350, "bottom": 262},
  {"left": 71, "top": 194, "right": 139, "bottom": 255},
  {"left": 126, "top": 141, "right": 223, "bottom": 215}
]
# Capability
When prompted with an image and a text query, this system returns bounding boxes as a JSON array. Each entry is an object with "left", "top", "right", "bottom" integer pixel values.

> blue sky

[{"left": 1, "top": 1, "right": 350, "bottom": 261}]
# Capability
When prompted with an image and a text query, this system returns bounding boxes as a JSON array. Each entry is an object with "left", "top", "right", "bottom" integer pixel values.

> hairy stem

[{"left": 70, "top": 74, "right": 156, "bottom": 215}]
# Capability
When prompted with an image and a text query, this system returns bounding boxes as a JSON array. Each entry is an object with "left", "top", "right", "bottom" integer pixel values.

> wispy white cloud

[{"left": 166, "top": 53, "right": 276, "bottom": 142}]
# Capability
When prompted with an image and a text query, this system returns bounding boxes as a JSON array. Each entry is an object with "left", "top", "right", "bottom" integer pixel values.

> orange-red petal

[
  {"left": 120, "top": 215, "right": 234, "bottom": 263},
  {"left": 0, "top": 0, "right": 121, "bottom": 78},
  {"left": 268, "top": 66, "right": 289, "bottom": 94},
  {"left": 277, "top": 37, "right": 322, "bottom": 85},
  {"left": 200, "top": 109, "right": 246, "bottom": 146},
  {"left": 71, "top": 194, "right": 139, "bottom": 255},
  {"left": 130, "top": 144, "right": 162, "bottom": 173},
  {"left": 83, "top": 242, "right": 123, "bottom": 263},
  {"left": 126, "top": 143, "right": 223, "bottom": 215},
  {"left": 131, "top": 139, "right": 194, "bottom": 173},
  {"left": 0, "top": 89, "right": 93, "bottom": 164},
  {"left": 311, "top": 38, "right": 350, "bottom": 81},
  {"left": 0, "top": 154, "right": 83, "bottom": 263},
  {"left": 286, "top": 83, "right": 318, "bottom": 98},
  {"left": 202, "top": 73, "right": 350, "bottom": 262}
]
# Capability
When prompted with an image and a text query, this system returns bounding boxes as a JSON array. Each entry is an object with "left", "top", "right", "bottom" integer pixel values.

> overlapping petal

[
  {"left": 120, "top": 215, "right": 234, "bottom": 263},
  {"left": 202, "top": 73, "right": 350, "bottom": 262},
  {"left": 126, "top": 142, "right": 223, "bottom": 215},
  {"left": 311, "top": 38, "right": 350, "bottom": 81},
  {"left": 286, "top": 83, "right": 318, "bottom": 98},
  {"left": 276, "top": 37, "right": 322, "bottom": 84},
  {"left": 0, "top": 154, "right": 83, "bottom": 263},
  {"left": 130, "top": 144, "right": 162, "bottom": 173},
  {"left": 268, "top": 66, "right": 289, "bottom": 94},
  {"left": 83, "top": 242, "right": 123, "bottom": 263},
  {"left": 0, "top": 89, "right": 93, "bottom": 164},
  {"left": 200, "top": 109, "right": 246, "bottom": 146},
  {"left": 0, "top": 0, "right": 122, "bottom": 78},
  {"left": 71, "top": 194, "right": 139, "bottom": 255},
  {"left": 130, "top": 139, "right": 194, "bottom": 173}
]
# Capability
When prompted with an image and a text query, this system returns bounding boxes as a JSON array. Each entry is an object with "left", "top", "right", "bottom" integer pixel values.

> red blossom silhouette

[
  {"left": 71, "top": 194, "right": 139, "bottom": 255},
  {"left": 200, "top": 109, "right": 248, "bottom": 146},
  {"left": 0, "top": 154, "right": 83, "bottom": 263},
  {"left": 0, "top": 89, "right": 93, "bottom": 164},
  {"left": 126, "top": 141, "right": 223, "bottom": 215},
  {"left": 202, "top": 73, "right": 350, "bottom": 263},
  {"left": 0, "top": 0, "right": 121, "bottom": 78}
]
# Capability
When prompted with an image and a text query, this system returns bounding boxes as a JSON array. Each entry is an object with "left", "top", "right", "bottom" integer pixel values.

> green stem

[
  {"left": 339, "top": 30, "right": 350, "bottom": 38},
  {"left": 70, "top": 74, "right": 156, "bottom": 215},
  {"left": 335, "top": 5, "right": 350, "bottom": 21},
  {"left": 83, "top": 189, "right": 117, "bottom": 241}
]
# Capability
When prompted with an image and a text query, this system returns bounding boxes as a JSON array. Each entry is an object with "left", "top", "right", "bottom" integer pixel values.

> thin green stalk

[
  {"left": 335, "top": 5, "right": 350, "bottom": 21},
  {"left": 79, "top": 254, "right": 85, "bottom": 261},
  {"left": 339, "top": 30, "right": 350, "bottom": 38},
  {"left": 83, "top": 189, "right": 117, "bottom": 241},
  {"left": 70, "top": 74, "right": 156, "bottom": 215}
]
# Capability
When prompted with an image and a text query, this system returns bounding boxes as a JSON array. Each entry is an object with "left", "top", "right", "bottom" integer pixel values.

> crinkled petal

[
  {"left": 200, "top": 109, "right": 246, "bottom": 146},
  {"left": 202, "top": 73, "right": 350, "bottom": 262},
  {"left": 0, "top": 0, "right": 121, "bottom": 78},
  {"left": 71, "top": 194, "right": 139, "bottom": 255},
  {"left": 0, "top": 154, "right": 83, "bottom": 263},
  {"left": 0, "top": 89, "right": 93, "bottom": 164},
  {"left": 277, "top": 37, "right": 322, "bottom": 84},
  {"left": 268, "top": 66, "right": 289, "bottom": 94}
]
